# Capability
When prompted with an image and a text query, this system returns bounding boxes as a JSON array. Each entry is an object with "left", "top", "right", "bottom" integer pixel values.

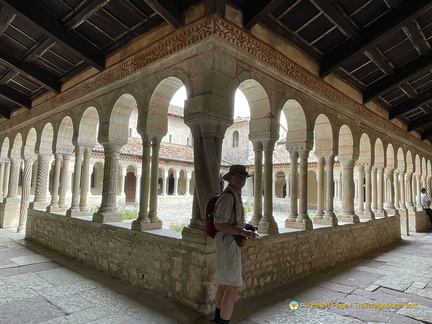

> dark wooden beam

[
  {"left": 389, "top": 90, "right": 432, "bottom": 120},
  {"left": 310, "top": 0, "right": 359, "bottom": 39},
  {"left": 404, "top": 22, "right": 430, "bottom": 56},
  {"left": 320, "top": 0, "right": 432, "bottom": 77},
  {"left": 24, "top": 38, "right": 56, "bottom": 63},
  {"left": 243, "top": 0, "right": 285, "bottom": 30},
  {"left": 386, "top": 0, "right": 403, "bottom": 9},
  {"left": 408, "top": 113, "right": 432, "bottom": 132},
  {"left": 399, "top": 83, "right": 417, "bottom": 99},
  {"left": 421, "top": 127, "right": 432, "bottom": 141},
  {"left": 0, "top": 70, "right": 18, "bottom": 85},
  {"left": 143, "top": 0, "right": 183, "bottom": 29},
  {"left": 0, "top": 106, "right": 11, "bottom": 119},
  {"left": 0, "top": 48, "right": 61, "bottom": 93},
  {"left": 0, "top": 85, "right": 32, "bottom": 109},
  {"left": 364, "top": 54, "right": 432, "bottom": 103},
  {"left": 0, "top": 6, "right": 15, "bottom": 34},
  {"left": 364, "top": 47, "right": 395, "bottom": 76},
  {"left": 0, "top": 0, "right": 105, "bottom": 70},
  {"left": 63, "top": 0, "right": 110, "bottom": 31},
  {"left": 205, "top": 0, "right": 226, "bottom": 17}
]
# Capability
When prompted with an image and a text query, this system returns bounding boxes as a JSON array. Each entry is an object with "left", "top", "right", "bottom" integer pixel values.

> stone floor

[{"left": 1, "top": 228, "right": 432, "bottom": 324}]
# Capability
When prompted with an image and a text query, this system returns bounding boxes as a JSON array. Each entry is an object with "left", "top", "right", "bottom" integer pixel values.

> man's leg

[{"left": 220, "top": 285, "right": 241, "bottom": 321}]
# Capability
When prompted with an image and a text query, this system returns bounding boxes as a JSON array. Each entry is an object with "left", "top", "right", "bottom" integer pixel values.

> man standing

[
  {"left": 211, "top": 165, "right": 258, "bottom": 324},
  {"left": 420, "top": 188, "right": 432, "bottom": 228}
]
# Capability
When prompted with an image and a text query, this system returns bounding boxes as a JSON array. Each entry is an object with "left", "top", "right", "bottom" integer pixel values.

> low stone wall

[{"left": 25, "top": 210, "right": 401, "bottom": 314}]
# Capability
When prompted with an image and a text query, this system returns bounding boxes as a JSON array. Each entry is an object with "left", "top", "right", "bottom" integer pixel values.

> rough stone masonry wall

[{"left": 26, "top": 210, "right": 401, "bottom": 314}]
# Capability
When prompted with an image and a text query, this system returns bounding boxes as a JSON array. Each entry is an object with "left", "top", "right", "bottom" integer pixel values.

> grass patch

[
  {"left": 243, "top": 205, "right": 253, "bottom": 213},
  {"left": 169, "top": 223, "right": 187, "bottom": 232},
  {"left": 121, "top": 209, "right": 139, "bottom": 220}
]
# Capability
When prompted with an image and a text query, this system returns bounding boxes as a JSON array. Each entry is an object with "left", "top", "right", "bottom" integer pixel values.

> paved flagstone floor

[{"left": 1, "top": 228, "right": 432, "bottom": 323}]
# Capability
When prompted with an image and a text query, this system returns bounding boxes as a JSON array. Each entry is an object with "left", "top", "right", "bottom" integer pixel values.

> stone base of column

[
  {"left": 285, "top": 218, "right": 313, "bottom": 230},
  {"left": 374, "top": 209, "right": 388, "bottom": 218},
  {"left": 384, "top": 208, "right": 399, "bottom": 217},
  {"left": 46, "top": 206, "right": 68, "bottom": 213},
  {"left": 357, "top": 211, "right": 375, "bottom": 220},
  {"left": 93, "top": 211, "right": 122, "bottom": 223},
  {"left": 258, "top": 219, "right": 279, "bottom": 234},
  {"left": 66, "top": 209, "right": 91, "bottom": 217},
  {"left": 181, "top": 226, "right": 212, "bottom": 244},
  {"left": 131, "top": 218, "right": 162, "bottom": 231},
  {"left": 314, "top": 213, "right": 338, "bottom": 226},
  {"left": 29, "top": 201, "right": 49, "bottom": 210},
  {"left": 398, "top": 208, "right": 409, "bottom": 235},
  {"left": 337, "top": 214, "right": 360, "bottom": 223},
  {"left": 0, "top": 197, "right": 20, "bottom": 228}
]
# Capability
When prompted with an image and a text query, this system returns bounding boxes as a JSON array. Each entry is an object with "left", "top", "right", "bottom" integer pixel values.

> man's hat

[{"left": 222, "top": 165, "right": 251, "bottom": 181}]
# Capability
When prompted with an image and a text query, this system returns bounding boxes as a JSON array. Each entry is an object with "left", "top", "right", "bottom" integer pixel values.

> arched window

[{"left": 232, "top": 131, "right": 239, "bottom": 147}]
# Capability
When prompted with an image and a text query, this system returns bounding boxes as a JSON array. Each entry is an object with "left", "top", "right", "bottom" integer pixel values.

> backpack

[{"left": 205, "top": 191, "right": 236, "bottom": 239}]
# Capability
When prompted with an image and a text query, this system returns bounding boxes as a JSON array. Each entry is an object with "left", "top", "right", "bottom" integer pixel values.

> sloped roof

[{"left": 1, "top": 0, "right": 432, "bottom": 143}]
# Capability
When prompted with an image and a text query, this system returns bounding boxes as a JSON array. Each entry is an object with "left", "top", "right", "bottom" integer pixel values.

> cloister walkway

[{"left": 1, "top": 228, "right": 431, "bottom": 324}]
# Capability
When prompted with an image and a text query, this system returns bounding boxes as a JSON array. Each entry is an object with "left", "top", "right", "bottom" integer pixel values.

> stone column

[
  {"left": 30, "top": 153, "right": 52, "bottom": 210},
  {"left": 371, "top": 167, "right": 377, "bottom": 213},
  {"left": 66, "top": 147, "right": 83, "bottom": 216},
  {"left": 77, "top": 146, "right": 91, "bottom": 213},
  {"left": 0, "top": 157, "right": 21, "bottom": 228},
  {"left": 323, "top": 155, "right": 337, "bottom": 225},
  {"left": 375, "top": 166, "right": 387, "bottom": 217},
  {"left": 362, "top": 164, "right": 374, "bottom": 219},
  {"left": 0, "top": 160, "right": 4, "bottom": 200},
  {"left": 338, "top": 159, "right": 359, "bottom": 223},
  {"left": 46, "top": 153, "right": 62, "bottom": 212},
  {"left": 356, "top": 164, "right": 365, "bottom": 214},
  {"left": 394, "top": 170, "right": 400, "bottom": 209},
  {"left": 2, "top": 160, "right": 9, "bottom": 199},
  {"left": 285, "top": 150, "right": 298, "bottom": 226},
  {"left": 58, "top": 153, "right": 71, "bottom": 210},
  {"left": 132, "top": 137, "right": 152, "bottom": 230},
  {"left": 259, "top": 142, "right": 279, "bottom": 233},
  {"left": 250, "top": 142, "right": 263, "bottom": 226},
  {"left": 173, "top": 170, "right": 179, "bottom": 196},
  {"left": 185, "top": 175, "right": 190, "bottom": 196},
  {"left": 148, "top": 139, "right": 162, "bottom": 226},
  {"left": 405, "top": 173, "right": 414, "bottom": 209},
  {"left": 416, "top": 174, "right": 422, "bottom": 211},
  {"left": 296, "top": 149, "right": 312, "bottom": 229},
  {"left": 399, "top": 170, "right": 409, "bottom": 235},
  {"left": 7, "top": 158, "right": 21, "bottom": 198},
  {"left": 135, "top": 174, "right": 141, "bottom": 205},
  {"left": 384, "top": 167, "right": 397, "bottom": 215},
  {"left": 93, "top": 143, "right": 123, "bottom": 222},
  {"left": 17, "top": 158, "right": 34, "bottom": 232},
  {"left": 162, "top": 170, "right": 167, "bottom": 196},
  {"left": 314, "top": 156, "right": 325, "bottom": 221}
]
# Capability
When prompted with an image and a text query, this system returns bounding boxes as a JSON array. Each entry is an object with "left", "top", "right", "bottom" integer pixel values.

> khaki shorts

[{"left": 215, "top": 232, "right": 242, "bottom": 286}]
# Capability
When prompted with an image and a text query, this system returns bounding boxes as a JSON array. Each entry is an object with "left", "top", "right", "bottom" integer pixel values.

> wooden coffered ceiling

[{"left": 0, "top": 0, "right": 432, "bottom": 143}]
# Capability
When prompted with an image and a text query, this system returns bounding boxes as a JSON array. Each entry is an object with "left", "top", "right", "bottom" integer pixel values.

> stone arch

[
  {"left": 56, "top": 116, "right": 74, "bottom": 152},
  {"left": 386, "top": 144, "right": 395, "bottom": 169},
  {"left": 358, "top": 133, "right": 372, "bottom": 164},
  {"left": 338, "top": 125, "right": 354, "bottom": 160},
  {"left": 283, "top": 99, "right": 310, "bottom": 149},
  {"left": 77, "top": 107, "right": 99, "bottom": 147},
  {"left": 1, "top": 137, "right": 10, "bottom": 158},
  {"left": 314, "top": 114, "right": 334, "bottom": 156},
  {"left": 143, "top": 77, "right": 185, "bottom": 136},
  {"left": 238, "top": 79, "right": 271, "bottom": 120},
  {"left": 37, "top": 123, "right": 54, "bottom": 155}
]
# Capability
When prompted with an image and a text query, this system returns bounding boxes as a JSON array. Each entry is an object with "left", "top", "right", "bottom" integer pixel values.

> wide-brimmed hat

[{"left": 222, "top": 165, "right": 251, "bottom": 181}]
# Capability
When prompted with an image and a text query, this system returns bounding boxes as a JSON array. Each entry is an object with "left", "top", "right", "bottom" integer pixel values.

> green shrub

[
  {"left": 243, "top": 205, "right": 253, "bottom": 213},
  {"left": 169, "top": 223, "right": 186, "bottom": 232},
  {"left": 89, "top": 206, "right": 99, "bottom": 215},
  {"left": 121, "top": 209, "right": 139, "bottom": 220}
]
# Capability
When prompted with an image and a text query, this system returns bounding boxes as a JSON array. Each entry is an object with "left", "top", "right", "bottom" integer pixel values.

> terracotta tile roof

[{"left": 93, "top": 137, "right": 194, "bottom": 163}]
